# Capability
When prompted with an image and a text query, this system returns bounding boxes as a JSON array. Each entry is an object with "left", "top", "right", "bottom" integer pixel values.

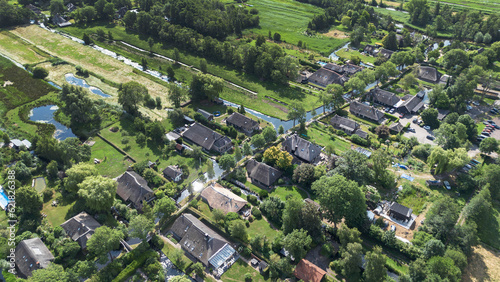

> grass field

[
  {"left": 335, "top": 48, "right": 376, "bottom": 64},
  {"left": 269, "top": 185, "right": 308, "bottom": 201},
  {"left": 222, "top": 259, "right": 268, "bottom": 282},
  {"left": 247, "top": 217, "right": 281, "bottom": 241},
  {"left": 88, "top": 136, "right": 130, "bottom": 178},
  {"left": 61, "top": 23, "right": 320, "bottom": 119},
  {"left": 429, "top": 0, "right": 500, "bottom": 14},
  {"left": 42, "top": 193, "right": 78, "bottom": 226},
  {"left": 5, "top": 26, "right": 172, "bottom": 107},
  {"left": 302, "top": 122, "right": 352, "bottom": 152},
  {"left": 245, "top": 0, "right": 347, "bottom": 55}
]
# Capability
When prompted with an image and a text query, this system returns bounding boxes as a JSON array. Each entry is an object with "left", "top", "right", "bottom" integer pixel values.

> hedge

[{"left": 112, "top": 250, "right": 156, "bottom": 282}]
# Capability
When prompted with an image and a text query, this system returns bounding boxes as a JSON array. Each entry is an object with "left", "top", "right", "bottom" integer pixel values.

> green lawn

[
  {"left": 88, "top": 136, "right": 130, "bottom": 178},
  {"left": 335, "top": 48, "right": 376, "bottom": 64},
  {"left": 42, "top": 193, "right": 78, "bottom": 226},
  {"left": 303, "top": 122, "right": 352, "bottom": 152},
  {"left": 397, "top": 184, "right": 428, "bottom": 215},
  {"left": 247, "top": 217, "right": 281, "bottom": 241},
  {"left": 428, "top": 0, "right": 500, "bottom": 14},
  {"left": 243, "top": 180, "right": 268, "bottom": 195},
  {"left": 222, "top": 259, "right": 268, "bottom": 282},
  {"left": 269, "top": 186, "right": 308, "bottom": 201}
]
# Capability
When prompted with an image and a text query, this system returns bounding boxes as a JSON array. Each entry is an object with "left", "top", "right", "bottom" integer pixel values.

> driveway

[{"left": 400, "top": 115, "right": 436, "bottom": 145}]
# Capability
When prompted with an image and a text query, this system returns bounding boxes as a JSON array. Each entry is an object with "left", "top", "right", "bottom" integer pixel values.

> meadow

[
  {"left": 245, "top": 0, "right": 348, "bottom": 55},
  {"left": 61, "top": 23, "right": 320, "bottom": 119},
  {"left": 5, "top": 26, "right": 172, "bottom": 104}
]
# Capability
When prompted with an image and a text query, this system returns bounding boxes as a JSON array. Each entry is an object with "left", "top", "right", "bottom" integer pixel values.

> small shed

[
  {"left": 197, "top": 109, "right": 214, "bottom": 121},
  {"left": 388, "top": 202, "right": 413, "bottom": 221}
]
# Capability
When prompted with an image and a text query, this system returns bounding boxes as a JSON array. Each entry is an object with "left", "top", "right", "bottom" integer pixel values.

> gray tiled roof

[
  {"left": 182, "top": 123, "right": 229, "bottom": 151},
  {"left": 170, "top": 214, "right": 233, "bottom": 268},
  {"left": 417, "top": 66, "right": 440, "bottom": 83},
  {"left": 349, "top": 101, "right": 384, "bottom": 122},
  {"left": 246, "top": 159, "right": 283, "bottom": 187},
  {"left": 308, "top": 68, "right": 344, "bottom": 87},
  {"left": 15, "top": 238, "right": 54, "bottom": 278},
  {"left": 116, "top": 171, "right": 153, "bottom": 209},
  {"left": 330, "top": 115, "right": 359, "bottom": 133},
  {"left": 370, "top": 88, "right": 401, "bottom": 107},
  {"left": 282, "top": 134, "right": 322, "bottom": 163},
  {"left": 226, "top": 113, "right": 259, "bottom": 132},
  {"left": 60, "top": 212, "right": 101, "bottom": 249}
]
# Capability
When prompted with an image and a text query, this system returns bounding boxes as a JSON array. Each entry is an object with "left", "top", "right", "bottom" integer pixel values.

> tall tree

[
  {"left": 87, "top": 226, "right": 123, "bottom": 262},
  {"left": 312, "top": 174, "right": 367, "bottom": 228},
  {"left": 340, "top": 242, "right": 363, "bottom": 281},
  {"left": 364, "top": 246, "right": 387, "bottom": 282},
  {"left": 77, "top": 175, "right": 117, "bottom": 213},
  {"left": 64, "top": 163, "right": 98, "bottom": 193},
  {"left": 153, "top": 197, "right": 177, "bottom": 223},
  {"left": 167, "top": 81, "right": 187, "bottom": 108},
  {"left": 128, "top": 214, "right": 154, "bottom": 242},
  {"left": 17, "top": 186, "right": 42, "bottom": 216},
  {"left": 287, "top": 101, "right": 306, "bottom": 127},
  {"left": 118, "top": 81, "right": 147, "bottom": 116},
  {"left": 283, "top": 229, "right": 312, "bottom": 261}
]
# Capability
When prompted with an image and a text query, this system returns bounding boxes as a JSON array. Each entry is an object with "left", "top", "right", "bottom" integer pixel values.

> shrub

[
  {"left": 258, "top": 190, "right": 268, "bottom": 198},
  {"left": 110, "top": 126, "right": 119, "bottom": 132},
  {"left": 241, "top": 247, "right": 251, "bottom": 258},
  {"left": 228, "top": 108, "right": 234, "bottom": 114},
  {"left": 248, "top": 215, "right": 254, "bottom": 222},
  {"left": 247, "top": 195, "right": 259, "bottom": 206},
  {"left": 251, "top": 207, "right": 262, "bottom": 219},
  {"left": 42, "top": 189, "right": 53, "bottom": 202},
  {"left": 244, "top": 273, "right": 253, "bottom": 281},
  {"left": 245, "top": 220, "right": 250, "bottom": 227},
  {"left": 32, "top": 67, "right": 49, "bottom": 79}
]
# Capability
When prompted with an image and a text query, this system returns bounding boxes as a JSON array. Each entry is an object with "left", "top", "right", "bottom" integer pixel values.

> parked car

[
  {"left": 467, "top": 105, "right": 473, "bottom": 111},
  {"left": 407, "top": 128, "right": 416, "bottom": 133},
  {"left": 482, "top": 132, "right": 491, "bottom": 136},
  {"left": 399, "top": 114, "right": 404, "bottom": 118},
  {"left": 494, "top": 125, "right": 500, "bottom": 129},
  {"left": 389, "top": 108, "right": 395, "bottom": 114},
  {"left": 473, "top": 101, "right": 480, "bottom": 106},
  {"left": 413, "top": 118, "right": 418, "bottom": 123},
  {"left": 390, "top": 225, "right": 396, "bottom": 232},
  {"left": 471, "top": 159, "right": 480, "bottom": 165},
  {"left": 483, "top": 121, "right": 489, "bottom": 125},
  {"left": 490, "top": 109, "right": 497, "bottom": 114},
  {"left": 426, "top": 135, "right": 435, "bottom": 140},
  {"left": 423, "top": 125, "right": 431, "bottom": 130},
  {"left": 487, "top": 120, "right": 494, "bottom": 123},
  {"left": 444, "top": 181, "right": 451, "bottom": 190}
]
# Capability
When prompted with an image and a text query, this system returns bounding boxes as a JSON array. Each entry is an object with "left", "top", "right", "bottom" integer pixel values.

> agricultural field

[
  {"left": 429, "top": 0, "right": 500, "bottom": 14},
  {"left": 245, "top": 0, "right": 348, "bottom": 55}
]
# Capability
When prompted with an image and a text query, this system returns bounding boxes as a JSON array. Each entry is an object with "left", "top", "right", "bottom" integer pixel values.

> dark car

[{"left": 426, "top": 135, "right": 435, "bottom": 140}]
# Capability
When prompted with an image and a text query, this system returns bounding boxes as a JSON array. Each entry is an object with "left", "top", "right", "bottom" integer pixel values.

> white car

[
  {"left": 444, "top": 181, "right": 451, "bottom": 190},
  {"left": 390, "top": 225, "right": 396, "bottom": 232}
]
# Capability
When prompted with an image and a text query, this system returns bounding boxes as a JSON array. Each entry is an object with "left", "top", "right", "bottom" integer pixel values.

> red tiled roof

[{"left": 294, "top": 259, "right": 326, "bottom": 282}]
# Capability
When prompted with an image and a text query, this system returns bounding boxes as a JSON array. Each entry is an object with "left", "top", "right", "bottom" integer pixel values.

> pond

[
  {"left": 65, "top": 73, "right": 111, "bottom": 98},
  {"left": 29, "top": 105, "right": 77, "bottom": 140}
]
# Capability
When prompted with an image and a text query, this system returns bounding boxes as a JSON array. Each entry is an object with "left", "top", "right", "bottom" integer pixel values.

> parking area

[{"left": 400, "top": 115, "right": 437, "bottom": 145}]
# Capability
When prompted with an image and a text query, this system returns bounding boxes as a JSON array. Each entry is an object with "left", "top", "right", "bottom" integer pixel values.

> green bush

[
  {"left": 32, "top": 67, "right": 49, "bottom": 79},
  {"left": 247, "top": 195, "right": 259, "bottom": 206},
  {"left": 251, "top": 207, "right": 262, "bottom": 219},
  {"left": 112, "top": 250, "right": 155, "bottom": 282},
  {"left": 258, "top": 190, "right": 268, "bottom": 198}
]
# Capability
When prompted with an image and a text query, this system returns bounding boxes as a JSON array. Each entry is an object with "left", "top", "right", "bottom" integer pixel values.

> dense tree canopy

[{"left": 312, "top": 174, "right": 367, "bottom": 228}]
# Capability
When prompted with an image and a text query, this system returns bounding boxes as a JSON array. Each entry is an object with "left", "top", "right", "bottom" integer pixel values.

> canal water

[{"left": 29, "top": 105, "right": 77, "bottom": 140}]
